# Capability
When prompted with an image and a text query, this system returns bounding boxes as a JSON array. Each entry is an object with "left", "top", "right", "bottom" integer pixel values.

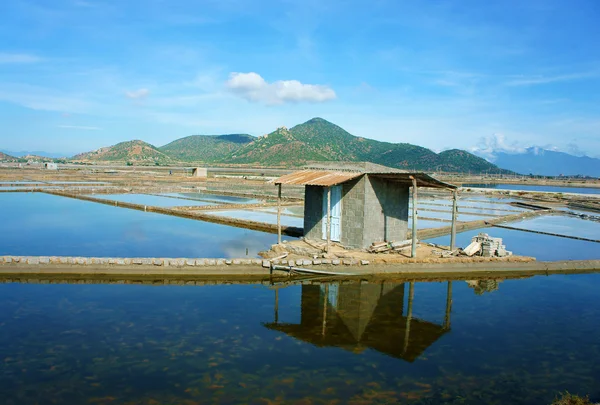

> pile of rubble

[
  {"left": 367, "top": 239, "right": 414, "bottom": 253},
  {"left": 464, "top": 233, "right": 512, "bottom": 257}
]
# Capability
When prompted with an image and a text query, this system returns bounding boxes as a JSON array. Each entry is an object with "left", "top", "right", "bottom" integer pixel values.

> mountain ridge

[{"left": 69, "top": 118, "right": 510, "bottom": 174}]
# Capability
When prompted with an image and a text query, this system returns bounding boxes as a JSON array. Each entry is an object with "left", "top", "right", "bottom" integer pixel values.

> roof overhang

[
  {"left": 273, "top": 170, "right": 457, "bottom": 189},
  {"left": 273, "top": 170, "right": 363, "bottom": 186}
]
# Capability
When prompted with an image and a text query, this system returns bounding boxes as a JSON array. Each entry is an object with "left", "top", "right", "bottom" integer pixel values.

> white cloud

[
  {"left": 125, "top": 88, "right": 150, "bottom": 99},
  {"left": 58, "top": 125, "right": 101, "bottom": 130},
  {"left": 470, "top": 133, "right": 527, "bottom": 161},
  {"left": 226, "top": 72, "right": 336, "bottom": 105},
  {"left": 505, "top": 72, "right": 597, "bottom": 86},
  {"left": 0, "top": 53, "right": 42, "bottom": 64}
]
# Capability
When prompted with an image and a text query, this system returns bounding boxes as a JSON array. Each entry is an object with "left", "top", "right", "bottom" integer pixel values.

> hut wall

[{"left": 303, "top": 185, "right": 325, "bottom": 241}]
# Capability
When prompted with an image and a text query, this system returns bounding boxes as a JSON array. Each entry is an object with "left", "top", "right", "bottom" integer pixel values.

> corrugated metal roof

[
  {"left": 273, "top": 170, "right": 363, "bottom": 186},
  {"left": 273, "top": 170, "right": 457, "bottom": 189}
]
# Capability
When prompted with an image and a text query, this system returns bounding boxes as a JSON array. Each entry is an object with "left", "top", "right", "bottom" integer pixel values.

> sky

[{"left": 1, "top": 0, "right": 600, "bottom": 158}]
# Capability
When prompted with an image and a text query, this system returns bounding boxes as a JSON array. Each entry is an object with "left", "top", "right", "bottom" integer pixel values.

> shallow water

[
  {"left": 0, "top": 193, "right": 284, "bottom": 257},
  {"left": 464, "top": 183, "right": 600, "bottom": 195},
  {"left": 164, "top": 192, "right": 265, "bottom": 205},
  {"left": 426, "top": 224, "right": 600, "bottom": 261},
  {"left": 206, "top": 209, "right": 304, "bottom": 228},
  {"left": 89, "top": 193, "right": 217, "bottom": 207},
  {"left": 506, "top": 215, "right": 599, "bottom": 240},
  {"left": 0, "top": 275, "right": 598, "bottom": 405}
]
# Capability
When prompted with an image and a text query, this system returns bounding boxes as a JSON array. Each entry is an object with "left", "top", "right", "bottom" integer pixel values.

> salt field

[
  {"left": 464, "top": 183, "right": 600, "bottom": 195},
  {"left": 1, "top": 275, "right": 599, "bottom": 404},
  {"left": 0, "top": 193, "right": 281, "bottom": 258},
  {"left": 163, "top": 192, "right": 266, "bottom": 204},
  {"left": 88, "top": 193, "right": 217, "bottom": 207},
  {"left": 205, "top": 209, "right": 304, "bottom": 228}
]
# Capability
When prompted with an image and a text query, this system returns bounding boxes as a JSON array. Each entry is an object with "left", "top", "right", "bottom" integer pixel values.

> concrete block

[
  {"left": 302, "top": 260, "right": 312, "bottom": 266},
  {"left": 216, "top": 259, "right": 225, "bottom": 266},
  {"left": 26, "top": 257, "right": 40, "bottom": 264},
  {"left": 252, "top": 259, "right": 262, "bottom": 265},
  {"left": 272, "top": 259, "right": 280, "bottom": 265},
  {"left": 123, "top": 258, "right": 132, "bottom": 265},
  {"left": 194, "top": 259, "right": 205, "bottom": 266},
  {"left": 132, "top": 258, "right": 143, "bottom": 265},
  {"left": 4, "top": 257, "right": 12, "bottom": 264},
  {"left": 115, "top": 259, "right": 125, "bottom": 265},
  {"left": 322, "top": 259, "right": 331, "bottom": 264},
  {"left": 39, "top": 257, "right": 50, "bottom": 264},
  {"left": 185, "top": 281, "right": 195, "bottom": 285},
  {"left": 342, "top": 259, "right": 352, "bottom": 265},
  {"left": 232, "top": 259, "right": 241, "bottom": 265},
  {"left": 206, "top": 259, "right": 216, "bottom": 266},
  {"left": 108, "top": 258, "right": 116, "bottom": 265},
  {"left": 142, "top": 258, "right": 152, "bottom": 265},
  {"left": 225, "top": 260, "right": 233, "bottom": 265},
  {"left": 100, "top": 258, "right": 109, "bottom": 265},
  {"left": 312, "top": 259, "right": 322, "bottom": 265},
  {"left": 288, "top": 260, "right": 295, "bottom": 267},
  {"left": 185, "top": 259, "right": 195, "bottom": 266},
  {"left": 360, "top": 260, "right": 370, "bottom": 266},
  {"left": 176, "top": 259, "right": 186, "bottom": 267},
  {"left": 262, "top": 260, "right": 271, "bottom": 268},
  {"left": 241, "top": 259, "right": 252, "bottom": 265},
  {"left": 332, "top": 259, "right": 341, "bottom": 265},
  {"left": 280, "top": 259, "right": 288, "bottom": 265}
]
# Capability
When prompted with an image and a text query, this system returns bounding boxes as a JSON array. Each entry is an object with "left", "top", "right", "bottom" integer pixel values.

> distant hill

[
  {"left": 0, "top": 151, "right": 17, "bottom": 161},
  {"left": 73, "top": 140, "right": 173, "bottom": 165},
  {"left": 228, "top": 118, "right": 506, "bottom": 173},
  {"left": 0, "top": 149, "right": 69, "bottom": 158},
  {"left": 159, "top": 134, "right": 254, "bottom": 162},
  {"left": 489, "top": 148, "right": 600, "bottom": 177}
]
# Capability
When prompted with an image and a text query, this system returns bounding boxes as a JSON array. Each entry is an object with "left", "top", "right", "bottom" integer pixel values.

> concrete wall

[
  {"left": 303, "top": 175, "right": 409, "bottom": 249},
  {"left": 303, "top": 185, "right": 324, "bottom": 241},
  {"left": 362, "top": 175, "right": 409, "bottom": 247},
  {"left": 341, "top": 177, "right": 366, "bottom": 248}
]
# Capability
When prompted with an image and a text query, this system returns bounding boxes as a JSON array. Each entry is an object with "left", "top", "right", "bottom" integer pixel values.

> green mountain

[
  {"left": 228, "top": 118, "right": 505, "bottom": 173},
  {"left": 73, "top": 140, "right": 173, "bottom": 165},
  {"left": 159, "top": 134, "right": 254, "bottom": 163}
]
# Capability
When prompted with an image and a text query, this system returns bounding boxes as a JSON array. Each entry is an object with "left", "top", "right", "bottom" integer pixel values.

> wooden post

[
  {"left": 450, "top": 189, "right": 458, "bottom": 251},
  {"left": 411, "top": 177, "right": 418, "bottom": 258},
  {"left": 277, "top": 183, "right": 282, "bottom": 244},
  {"left": 322, "top": 284, "right": 329, "bottom": 336},
  {"left": 403, "top": 281, "right": 415, "bottom": 354},
  {"left": 326, "top": 187, "right": 331, "bottom": 253},
  {"left": 444, "top": 281, "right": 452, "bottom": 330},
  {"left": 274, "top": 289, "right": 279, "bottom": 324}
]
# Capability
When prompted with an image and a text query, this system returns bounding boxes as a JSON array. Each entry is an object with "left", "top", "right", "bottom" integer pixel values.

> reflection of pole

[
  {"left": 450, "top": 190, "right": 458, "bottom": 251},
  {"left": 326, "top": 187, "right": 331, "bottom": 253},
  {"left": 322, "top": 285, "right": 329, "bottom": 336},
  {"left": 411, "top": 178, "right": 418, "bottom": 258},
  {"left": 274, "top": 289, "right": 279, "bottom": 324},
  {"left": 403, "top": 282, "right": 415, "bottom": 354},
  {"left": 444, "top": 281, "right": 452, "bottom": 330},
  {"left": 277, "top": 184, "right": 282, "bottom": 245}
]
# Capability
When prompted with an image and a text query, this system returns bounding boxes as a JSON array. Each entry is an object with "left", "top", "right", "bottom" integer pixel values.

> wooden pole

[
  {"left": 444, "top": 281, "right": 452, "bottom": 330},
  {"left": 411, "top": 177, "right": 418, "bottom": 258},
  {"left": 403, "top": 281, "right": 415, "bottom": 354},
  {"left": 450, "top": 189, "right": 458, "bottom": 251},
  {"left": 326, "top": 187, "right": 331, "bottom": 253},
  {"left": 322, "top": 284, "right": 329, "bottom": 336},
  {"left": 274, "top": 289, "right": 279, "bottom": 324},
  {"left": 277, "top": 183, "right": 282, "bottom": 244}
]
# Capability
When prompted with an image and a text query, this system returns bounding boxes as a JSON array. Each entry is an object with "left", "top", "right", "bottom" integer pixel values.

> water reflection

[{"left": 265, "top": 281, "right": 452, "bottom": 362}]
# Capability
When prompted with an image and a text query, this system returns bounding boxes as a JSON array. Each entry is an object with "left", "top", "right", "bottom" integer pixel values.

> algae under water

[{"left": 0, "top": 274, "right": 599, "bottom": 405}]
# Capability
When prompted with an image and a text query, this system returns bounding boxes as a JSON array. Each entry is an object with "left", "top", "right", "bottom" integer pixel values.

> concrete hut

[
  {"left": 191, "top": 167, "right": 207, "bottom": 177},
  {"left": 273, "top": 162, "right": 458, "bottom": 256},
  {"left": 44, "top": 162, "right": 58, "bottom": 170}
]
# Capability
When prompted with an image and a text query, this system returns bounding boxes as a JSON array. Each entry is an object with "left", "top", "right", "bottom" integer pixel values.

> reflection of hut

[
  {"left": 273, "top": 162, "right": 458, "bottom": 256},
  {"left": 264, "top": 281, "right": 453, "bottom": 362},
  {"left": 44, "top": 162, "right": 58, "bottom": 170},
  {"left": 191, "top": 167, "right": 207, "bottom": 177}
]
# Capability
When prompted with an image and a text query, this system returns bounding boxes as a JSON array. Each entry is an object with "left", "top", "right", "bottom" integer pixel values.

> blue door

[{"left": 322, "top": 186, "right": 342, "bottom": 242}]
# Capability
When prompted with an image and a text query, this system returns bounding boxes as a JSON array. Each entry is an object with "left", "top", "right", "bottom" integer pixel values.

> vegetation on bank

[{"left": 551, "top": 392, "right": 596, "bottom": 405}]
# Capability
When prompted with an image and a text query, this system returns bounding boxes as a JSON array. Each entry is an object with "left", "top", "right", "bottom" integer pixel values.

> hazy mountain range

[{"left": 479, "top": 147, "right": 600, "bottom": 177}]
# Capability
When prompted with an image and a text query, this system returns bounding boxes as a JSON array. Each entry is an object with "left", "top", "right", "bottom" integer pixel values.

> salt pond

[
  {"left": 205, "top": 209, "right": 303, "bottom": 228},
  {"left": 464, "top": 183, "right": 600, "bottom": 195},
  {"left": 88, "top": 193, "right": 217, "bottom": 207},
  {"left": 0, "top": 193, "right": 283, "bottom": 257},
  {"left": 163, "top": 192, "right": 265, "bottom": 205},
  {"left": 0, "top": 275, "right": 598, "bottom": 404}
]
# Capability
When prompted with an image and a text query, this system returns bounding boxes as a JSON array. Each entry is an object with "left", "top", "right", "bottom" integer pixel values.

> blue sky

[{"left": 1, "top": 0, "right": 599, "bottom": 158}]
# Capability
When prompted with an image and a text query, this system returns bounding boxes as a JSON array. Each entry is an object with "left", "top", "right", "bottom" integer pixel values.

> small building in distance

[
  {"left": 44, "top": 162, "right": 58, "bottom": 170},
  {"left": 191, "top": 167, "right": 208, "bottom": 178},
  {"left": 273, "top": 162, "right": 457, "bottom": 251}
]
